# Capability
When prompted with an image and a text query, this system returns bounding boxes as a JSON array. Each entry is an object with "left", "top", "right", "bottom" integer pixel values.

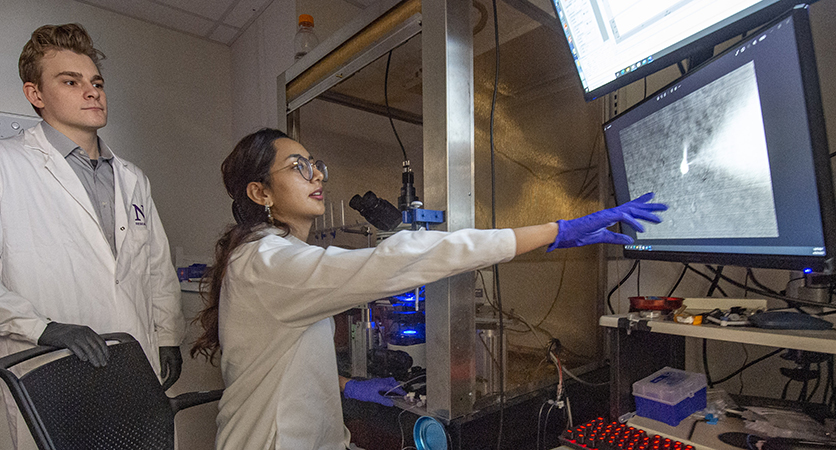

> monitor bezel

[
  {"left": 604, "top": 5, "right": 836, "bottom": 273},
  {"left": 551, "top": 0, "right": 819, "bottom": 102}
]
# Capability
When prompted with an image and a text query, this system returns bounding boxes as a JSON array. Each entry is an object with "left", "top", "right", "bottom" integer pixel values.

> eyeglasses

[{"left": 273, "top": 156, "right": 328, "bottom": 182}]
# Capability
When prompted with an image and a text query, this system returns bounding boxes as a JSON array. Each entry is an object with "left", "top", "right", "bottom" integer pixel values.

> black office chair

[{"left": 0, "top": 332, "right": 223, "bottom": 450}]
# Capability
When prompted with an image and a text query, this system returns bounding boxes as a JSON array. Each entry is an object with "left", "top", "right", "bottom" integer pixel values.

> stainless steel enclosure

[{"left": 278, "top": 0, "right": 608, "bottom": 422}]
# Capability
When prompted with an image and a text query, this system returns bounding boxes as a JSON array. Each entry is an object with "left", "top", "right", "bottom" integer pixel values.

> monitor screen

[
  {"left": 603, "top": 5, "right": 836, "bottom": 272},
  {"left": 552, "top": 0, "right": 811, "bottom": 101}
]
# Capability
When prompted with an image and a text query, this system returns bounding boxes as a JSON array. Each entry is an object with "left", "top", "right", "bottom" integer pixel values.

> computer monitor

[
  {"left": 551, "top": 0, "right": 814, "bottom": 101},
  {"left": 603, "top": 5, "right": 836, "bottom": 273}
]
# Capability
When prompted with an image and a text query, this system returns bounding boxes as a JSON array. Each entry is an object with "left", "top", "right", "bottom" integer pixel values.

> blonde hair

[{"left": 19, "top": 23, "right": 106, "bottom": 85}]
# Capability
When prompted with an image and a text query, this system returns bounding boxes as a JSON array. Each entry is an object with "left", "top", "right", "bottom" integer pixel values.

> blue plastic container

[
  {"left": 414, "top": 416, "right": 447, "bottom": 450},
  {"left": 632, "top": 367, "right": 707, "bottom": 426}
]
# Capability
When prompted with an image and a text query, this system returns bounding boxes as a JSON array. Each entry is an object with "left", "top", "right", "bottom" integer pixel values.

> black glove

[
  {"left": 159, "top": 346, "right": 183, "bottom": 391},
  {"left": 37, "top": 322, "right": 109, "bottom": 367}
]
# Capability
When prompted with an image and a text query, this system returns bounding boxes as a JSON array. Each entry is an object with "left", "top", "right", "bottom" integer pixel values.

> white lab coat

[
  {"left": 215, "top": 227, "right": 516, "bottom": 450},
  {"left": 0, "top": 122, "right": 185, "bottom": 372}
]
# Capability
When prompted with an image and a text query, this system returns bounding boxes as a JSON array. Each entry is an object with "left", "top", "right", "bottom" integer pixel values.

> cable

[
  {"left": 398, "top": 404, "right": 420, "bottom": 450},
  {"left": 744, "top": 269, "right": 750, "bottom": 298},
  {"left": 576, "top": 132, "right": 600, "bottom": 199},
  {"left": 738, "top": 344, "right": 748, "bottom": 394},
  {"left": 577, "top": 131, "right": 600, "bottom": 196},
  {"left": 607, "top": 260, "right": 639, "bottom": 314},
  {"left": 711, "top": 348, "right": 783, "bottom": 385},
  {"left": 477, "top": 271, "right": 555, "bottom": 352},
  {"left": 383, "top": 373, "right": 427, "bottom": 397},
  {"left": 488, "top": 1, "right": 504, "bottom": 449},
  {"left": 543, "top": 402, "right": 557, "bottom": 448},
  {"left": 534, "top": 261, "right": 567, "bottom": 328},
  {"left": 702, "top": 265, "right": 836, "bottom": 309},
  {"left": 384, "top": 50, "right": 408, "bottom": 162},
  {"left": 706, "top": 265, "right": 724, "bottom": 297},
  {"left": 823, "top": 356, "right": 832, "bottom": 410},
  {"left": 667, "top": 264, "right": 688, "bottom": 297},
  {"left": 579, "top": 177, "right": 599, "bottom": 201},
  {"left": 808, "top": 361, "right": 822, "bottom": 402},
  {"left": 746, "top": 268, "right": 783, "bottom": 297},
  {"left": 536, "top": 401, "right": 550, "bottom": 450},
  {"left": 781, "top": 377, "right": 792, "bottom": 400},
  {"left": 703, "top": 339, "right": 714, "bottom": 388},
  {"left": 565, "top": 397, "right": 574, "bottom": 429},
  {"left": 829, "top": 357, "right": 836, "bottom": 415},
  {"left": 478, "top": 329, "right": 503, "bottom": 372},
  {"left": 637, "top": 260, "right": 641, "bottom": 295},
  {"left": 549, "top": 340, "right": 565, "bottom": 401},
  {"left": 562, "top": 365, "right": 609, "bottom": 387},
  {"left": 684, "top": 265, "right": 728, "bottom": 297}
]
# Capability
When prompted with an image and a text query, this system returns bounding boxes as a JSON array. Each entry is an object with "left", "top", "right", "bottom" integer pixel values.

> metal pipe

[{"left": 286, "top": 0, "right": 421, "bottom": 104}]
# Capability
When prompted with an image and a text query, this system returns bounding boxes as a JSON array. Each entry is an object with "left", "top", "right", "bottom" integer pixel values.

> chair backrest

[{"left": 0, "top": 333, "right": 175, "bottom": 450}]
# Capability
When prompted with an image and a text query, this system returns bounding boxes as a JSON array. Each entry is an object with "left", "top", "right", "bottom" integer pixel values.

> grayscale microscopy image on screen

[{"left": 619, "top": 61, "right": 778, "bottom": 240}]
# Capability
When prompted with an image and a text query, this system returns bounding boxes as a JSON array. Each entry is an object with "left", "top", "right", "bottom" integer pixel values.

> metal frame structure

[
  {"left": 277, "top": 0, "right": 610, "bottom": 422},
  {"left": 420, "top": 0, "right": 477, "bottom": 421},
  {"left": 278, "top": 0, "right": 479, "bottom": 420}
]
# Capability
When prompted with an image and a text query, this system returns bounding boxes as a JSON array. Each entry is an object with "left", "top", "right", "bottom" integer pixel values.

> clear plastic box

[{"left": 632, "top": 367, "right": 707, "bottom": 426}]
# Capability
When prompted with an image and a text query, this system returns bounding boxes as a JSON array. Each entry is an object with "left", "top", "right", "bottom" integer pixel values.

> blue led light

[
  {"left": 804, "top": 268, "right": 813, "bottom": 274},
  {"left": 402, "top": 330, "right": 418, "bottom": 335},
  {"left": 391, "top": 286, "right": 426, "bottom": 305}
]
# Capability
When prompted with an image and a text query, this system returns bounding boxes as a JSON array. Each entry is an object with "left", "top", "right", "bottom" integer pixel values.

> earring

[{"left": 265, "top": 204, "right": 274, "bottom": 223}]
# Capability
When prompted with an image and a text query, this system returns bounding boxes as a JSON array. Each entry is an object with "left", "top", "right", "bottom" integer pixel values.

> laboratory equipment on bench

[
  {"left": 560, "top": 418, "right": 696, "bottom": 450},
  {"left": 385, "top": 287, "right": 426, "bottom": 370},
  {"left": 349, "top": 191, "right": 402, "bottom": 231}
]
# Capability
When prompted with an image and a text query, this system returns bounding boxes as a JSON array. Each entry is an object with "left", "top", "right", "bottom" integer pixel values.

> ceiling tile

[
  {"left": 209, "top": 24, "right": 240, "bottom": 45},
  {"left": 223, "top": 0, "right": 271, "bottom": 28},
  {"left": 157, "top": 0, "right": 233, "bottom": 21},
  {"left": 77, "top": 0, "right": 215, "bottom": 38},
  {"left": 342, "top": 0, "right": 378, "bottom": 7}
]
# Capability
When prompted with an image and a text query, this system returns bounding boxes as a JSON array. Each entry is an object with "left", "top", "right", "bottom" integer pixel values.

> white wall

[
  {"left": 0, "top": 1, "right": 232, "bottom": 448},
  {"left": 229, "top": 0, "right": 361, "bottom": 137}
]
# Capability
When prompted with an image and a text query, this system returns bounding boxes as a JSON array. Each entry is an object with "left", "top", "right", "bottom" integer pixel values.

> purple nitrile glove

[
  {"left": 343, "top": 377, "right": 407, "bottom": 407},
  {"left": 548, "top": 192, "right": 667, "bottom": 251}
]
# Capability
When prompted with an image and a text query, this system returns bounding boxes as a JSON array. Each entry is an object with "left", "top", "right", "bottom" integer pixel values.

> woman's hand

[{"left": 342, "top": 377, "right": 407, "bottom": 407}]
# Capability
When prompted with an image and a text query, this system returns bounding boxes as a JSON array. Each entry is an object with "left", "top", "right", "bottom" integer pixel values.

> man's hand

[
  {"left": 159, "top": 346, "right": 183, "bottom": 391},
  {"left": 37, "top": 322, "right": 109, "bottom": 367}
]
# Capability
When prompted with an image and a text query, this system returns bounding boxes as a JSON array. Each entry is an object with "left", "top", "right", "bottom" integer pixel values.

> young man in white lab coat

[{"left": 0, "top": 24, "right": 185, "bottom": 449}]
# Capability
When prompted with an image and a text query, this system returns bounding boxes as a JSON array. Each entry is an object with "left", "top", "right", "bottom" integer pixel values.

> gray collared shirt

[{"left": 41, "top": 122, "right": 117, "bottom": 257}]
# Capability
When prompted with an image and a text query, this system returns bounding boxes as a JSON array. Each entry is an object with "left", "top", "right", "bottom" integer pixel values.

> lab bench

[{"left": 595, "top": 314, "right": 836, "bottom": 449}]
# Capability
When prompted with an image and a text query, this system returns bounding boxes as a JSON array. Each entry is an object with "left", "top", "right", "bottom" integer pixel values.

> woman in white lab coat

[{"left": 191, "top": 128, "right": 665, "bottom": 450}]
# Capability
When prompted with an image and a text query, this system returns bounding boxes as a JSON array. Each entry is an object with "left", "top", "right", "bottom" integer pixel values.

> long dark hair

[{"left": 191, "top": 128, "right": 292, "bottom": 363}]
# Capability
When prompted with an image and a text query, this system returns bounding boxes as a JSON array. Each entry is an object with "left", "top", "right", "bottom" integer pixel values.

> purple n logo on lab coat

[{"left": 132, "top": 204, "right": 146, "bottom": 226}]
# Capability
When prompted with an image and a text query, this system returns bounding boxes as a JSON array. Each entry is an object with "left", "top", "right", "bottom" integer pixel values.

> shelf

[{"left": 600, "top": 314, "right": 836, "bottom": 354}]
